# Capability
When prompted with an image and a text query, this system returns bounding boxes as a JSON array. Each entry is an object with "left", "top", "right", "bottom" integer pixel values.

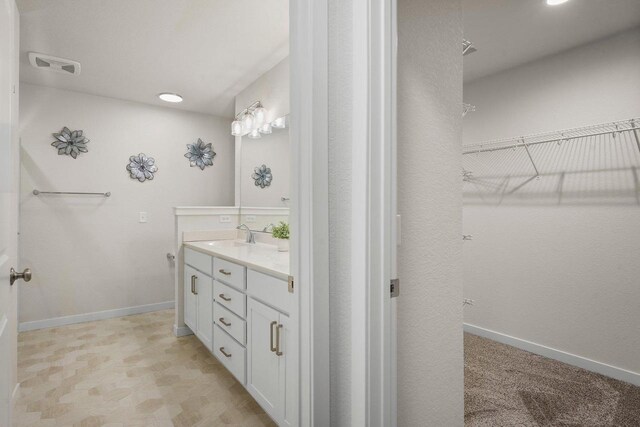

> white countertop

[{"left": 184, "top": 239, "right": 290, "bottom": 280}]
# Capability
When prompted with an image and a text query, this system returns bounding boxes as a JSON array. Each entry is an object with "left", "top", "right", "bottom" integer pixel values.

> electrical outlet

[
  {"left": 219, "top": 215, "right": 231, "bottom": 223},
  {"left": 245, "top": 215, "right": 256, "bottom": 223},
  {"left": 139, "top": 212, "right": 148, "bottom": 223}
]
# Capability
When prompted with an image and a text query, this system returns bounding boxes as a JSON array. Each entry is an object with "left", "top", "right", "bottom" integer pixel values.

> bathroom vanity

[{"left": 181, "top": 239, "right": 296, "bottom": 426}]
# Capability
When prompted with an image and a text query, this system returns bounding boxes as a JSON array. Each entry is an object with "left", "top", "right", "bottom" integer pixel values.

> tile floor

[{"left": 13, "top": 310, "right": 275, "bottom": 427}]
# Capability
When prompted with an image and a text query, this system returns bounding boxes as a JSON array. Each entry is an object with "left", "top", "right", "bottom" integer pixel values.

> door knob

[{"left": 10, "top": 268, "right": 32, "bottom": 286}]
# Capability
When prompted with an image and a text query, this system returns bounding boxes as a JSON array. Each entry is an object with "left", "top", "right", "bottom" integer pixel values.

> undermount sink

[{"left": 207, "top": 240, "right": 248, "bottom": 248}]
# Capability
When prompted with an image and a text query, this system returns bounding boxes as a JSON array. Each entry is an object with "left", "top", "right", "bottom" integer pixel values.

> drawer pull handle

[
  {"left": 270, "top": 321, "right": 277, "bottom": 352},
  {"left": 219, "top": 318, "right": 231, "bottom": 327},
  {"left": 191, "top": 275, "right": 197, "bottom": 295},
  {"left": 275, "top": 324, "right": 283, "bottom": 356},
  {"left": 219, "top": 294, "right": 231, "bottom": 302},
  {"left": 219, "top": 347, "right": 232, "bottom": 358},
  {"left": 218, "top": 269, "right": 231, "bottom": 276}
]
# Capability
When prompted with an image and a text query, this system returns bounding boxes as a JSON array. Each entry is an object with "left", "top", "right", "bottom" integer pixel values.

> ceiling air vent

[{"left": 28, "top": 52, "right": 81, "bottom": 75}]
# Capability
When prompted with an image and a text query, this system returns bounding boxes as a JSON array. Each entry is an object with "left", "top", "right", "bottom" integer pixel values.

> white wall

[
  {"left": 397, "top": 0, "right": 464, "bottom": 425},
  {"left": 463, "top": 28, "right": 640, "bottom": 142},
  {"left": 19, "top": 84, "right": 234, "bottom": 326},
  {"left": 234, "top": 58, "right": 290, "bottom": 208},
  {"left": 327, "top": 0, "right": 353, "bottom": 423},
  {"left": 463, "top": 28, "right": 640, "bottom": 378}
]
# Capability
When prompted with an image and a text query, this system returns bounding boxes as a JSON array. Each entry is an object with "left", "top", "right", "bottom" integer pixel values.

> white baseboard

[
  {"left": 18, "top": 301, "right": 175, "bottom": 332},
  {"left": 173, "top": 324, "right": 194, "bottom": 337},
  {"left": 464, "top": 323, "right": 640, "bottom": 387}
]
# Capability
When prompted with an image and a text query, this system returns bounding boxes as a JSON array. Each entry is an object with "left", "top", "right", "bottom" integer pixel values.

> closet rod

[{"left": 33, "top": 189, "right": 111, "bottom": 197}]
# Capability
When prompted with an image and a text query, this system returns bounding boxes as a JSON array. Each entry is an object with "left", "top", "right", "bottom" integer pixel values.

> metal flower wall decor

[
  {"left": 126, "top": 153, "right": 158, "bottom": 182},
  {"left": 252, "top": 164, "right": 273, "bottom": 188},
  {"left": 51, "top": 127, "right": 89, "bottom": 159},
  {"left": 185, "top": 138, "right": 216, "bottom": 170}
]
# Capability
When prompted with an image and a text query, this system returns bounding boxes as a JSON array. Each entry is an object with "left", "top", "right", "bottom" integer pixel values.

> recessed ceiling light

[
  {"left": 546, "top": 0, "right": 570, "bottom": 5},
  {"left": 158, "top": 93, "right": 183, "bottom": 103}
]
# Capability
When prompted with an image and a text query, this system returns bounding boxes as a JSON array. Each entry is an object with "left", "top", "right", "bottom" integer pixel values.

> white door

[
  {"left": 184, "top": 266, "right": 198, "bottom": 332},
  {"left": 195, "top": 274, "right": 212, "bottom": 351},
  {"left": 246, "top": 298, "right": 282, "bottom": 423},
  {"left": 0, "top": 0, "right": 20, "bottom": 424}
]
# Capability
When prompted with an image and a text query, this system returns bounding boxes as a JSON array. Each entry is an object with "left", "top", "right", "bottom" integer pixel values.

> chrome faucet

[
  {"left": 262, "top": 223, "right": 275, "bottom": 232},
  {"left": 237, "top": 224, "right": 255, "bottom": 244}
]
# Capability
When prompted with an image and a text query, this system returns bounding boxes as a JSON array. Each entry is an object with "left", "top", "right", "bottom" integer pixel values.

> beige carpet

[
  {"left": 465, "top": 333, "right": 640, "bottom": 426},
  {"left": 14, "top": 310, "right": 275, "bottom": 427}
]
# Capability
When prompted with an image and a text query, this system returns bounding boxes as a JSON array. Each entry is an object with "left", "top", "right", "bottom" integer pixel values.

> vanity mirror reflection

[{"left": 237, "top": 113, "right": 290, "bottom": 240}]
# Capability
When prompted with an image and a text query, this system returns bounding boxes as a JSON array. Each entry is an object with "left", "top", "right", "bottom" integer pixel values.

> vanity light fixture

[
  {"left": 231, "top": 101, "right": 271, "bottom": 137},
  {"left": 271, "top": 116, "right": 287, "bottom": 129},
  {"left": 253, "top": 106, "right": 267, "bottom": 129},
  {"left": 158, "top": 93, "right": 183, "bottom": 103},
  {"left": 241, "top": 112, "right": 255, "bottom": 134},
  {"left": 231, "top": 120, "right": 243, "bottom": 136},
  {"left": 259, "top": 123, "right": 272, "bottom": 135},
  {"left": 248, "top": 129, "right": 262, "bottom": 139},
  {"left": 546, "top": 0, "right": 569, "bottom": 5}
]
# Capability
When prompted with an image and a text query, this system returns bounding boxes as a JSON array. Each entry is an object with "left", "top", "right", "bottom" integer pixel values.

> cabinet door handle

[
  {"left": 219, "top": 347, "right": 232, "bottom": 358},
  {"left": 219, "top": 317, "right": 231, "bottom": 327},
  {"left": 275, "top": 324, "right": 283, "bottom": 356},
  {"left": 218, "top": 294, "right": 231, "bottom": 302},
  {"left": 270, "top": 321, "right": 277, "bottom": 352},
  {"left": 218, "top": 269, "right": 231, "bottom": 276},
  {"left": 191, "top": 275, "right": 197, "bottom": 294}
]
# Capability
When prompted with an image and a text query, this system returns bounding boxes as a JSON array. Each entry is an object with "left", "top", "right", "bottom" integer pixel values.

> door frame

[
  {"left": 351, "top": 0, "right": 397, "bottom": 425},
  {"left": 291, "top": 0, "right": 397, "bottom": 425},
  {"left": 290, "top": 0, "right": 330, "bottom": 425}
]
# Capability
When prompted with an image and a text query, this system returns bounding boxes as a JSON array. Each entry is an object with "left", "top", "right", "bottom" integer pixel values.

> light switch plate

[
  {"left": 219, "top": 215, "right": 231, "bottom": 223},
  {"left": 245, "top": 215, "right": 256, "bottom": 223},
  {"left": 139, "top": 212, "right": 148, "bottom": 223}
]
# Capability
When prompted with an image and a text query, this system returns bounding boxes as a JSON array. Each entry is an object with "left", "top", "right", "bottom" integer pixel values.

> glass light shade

[
  {"left": 253, "top": 106, "right": 267, "bottom": 128},
  {"left": 231, "top": 120, "right": 243, "bottom": 136},
  {"left": 248, "top": 129, "right": 261, "bottom": 139},
  {"left": 259, "top": 123, "right": 272, "bottom": 134},
  {"left": 546, "top": 0, "right": 569, "bottom": 4},
  {"left": 271, "top": 116, "right": 286, "bottom": 129},
  {"left": 242, "top": 112, "right": 255, "bottom": 133}
]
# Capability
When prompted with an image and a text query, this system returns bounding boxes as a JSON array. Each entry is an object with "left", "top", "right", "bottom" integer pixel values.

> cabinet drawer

[
  {"left": 184, "top": 248, "right": 213, "bottom": 276},
  {"left": 214, "top": 325, "right": 246, "bottom": 384},
  {"left": 214, "top": 280, "right": 246, "bottom": 318},
  {"left": 214, "top": 257, "right": 246, "bottom": 290},
  {"left": 247, "top": 270, "right": 293, "bottom": 315},
  {"left": 214, "top": 302, "right": 246, "bottom": 345}
]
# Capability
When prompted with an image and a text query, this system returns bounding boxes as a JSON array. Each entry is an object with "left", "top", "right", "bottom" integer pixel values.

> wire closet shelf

[{"left": 462, "top": 118, "right": 640, "bottom": 202}]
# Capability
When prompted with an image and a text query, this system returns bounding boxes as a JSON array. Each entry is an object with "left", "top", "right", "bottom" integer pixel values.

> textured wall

[
  {"left": 397, "top": 0, "right": 464, "bottom": 425},
  {"left": 463, "top": 28, "right": 640, "bottom": 375},
  {"left": 19, "top": 84, "right": 234, "bottom": 324},
  {"left": 328, "top": 0, "right": 353, "bottom": 424},
  {"left": 463, "top": 28, "right": 640, "bottom": 142}
]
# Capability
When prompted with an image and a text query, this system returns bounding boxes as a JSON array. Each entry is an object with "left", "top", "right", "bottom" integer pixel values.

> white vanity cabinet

[
  {"left": 181, "top": 244, "right": 296, "bottom": 426},
  {"left": 183, "top": 259, "right": 213, "bottom": 351},
  {"left": 246, "top": 273, "right": 296, "bottom": 426}
]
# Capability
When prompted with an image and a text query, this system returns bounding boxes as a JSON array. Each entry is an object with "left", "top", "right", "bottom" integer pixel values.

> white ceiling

[
  {"left": 17, "top": 0, "right": 289, "bottom": 118},
  {"left": 463, "top": 0, "right": 640, "bottom": 83}
]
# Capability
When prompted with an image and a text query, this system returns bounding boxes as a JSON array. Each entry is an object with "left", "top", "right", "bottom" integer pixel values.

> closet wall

[{"left": 462, "top": 27, "right": 640, "bottom": 381}]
